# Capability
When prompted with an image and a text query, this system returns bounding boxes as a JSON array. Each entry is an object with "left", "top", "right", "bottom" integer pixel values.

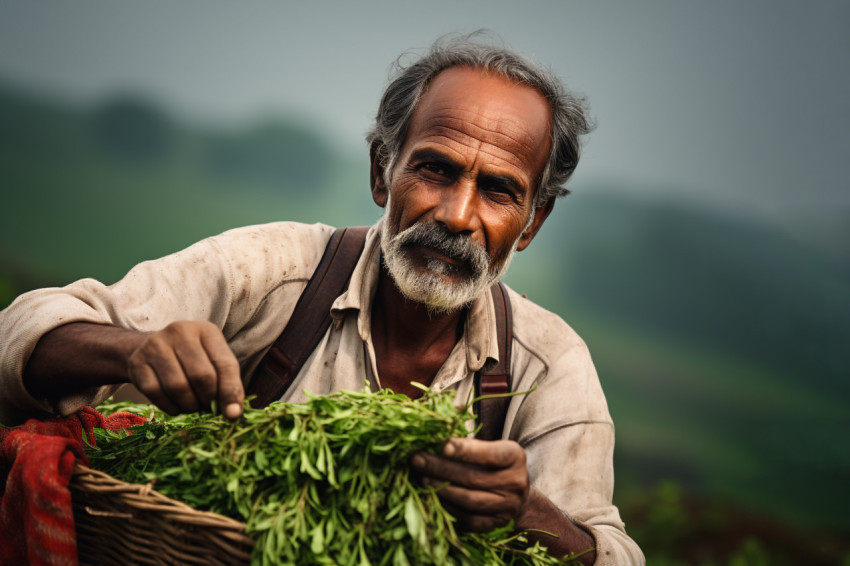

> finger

[
  {"left": 419, "top": 468, "right": 526, "bottom": 516},
  {"left": 439, "top": 498, "right": 512, "bottom": 533},
  {"left": 141, "top": 340, "right": 202, "bottom": 413},
  {"left": 412, "top": 452, "right": 475, "bottom": 483},
  {"left": 424, "top": 477, "right": 518, "bottom": 516},
  {"left": 172, "top": 340, "right": 219, "bottom": 411},
  {"left": 128, "top": 361, "right": 180, "bottom": 415},
  {"left": 443, "top": 438, "right": 525, "bottom": 469},
  {"left": 412, "top": 452, "right": 525, "bottom": 491},
  {"left": 200, "top": 327, "right": 244, "bottom": 419}
]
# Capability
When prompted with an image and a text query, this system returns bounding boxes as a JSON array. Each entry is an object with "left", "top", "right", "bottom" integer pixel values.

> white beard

[{"left": 379, "top": 198, "right": 523, "bottom": 315}]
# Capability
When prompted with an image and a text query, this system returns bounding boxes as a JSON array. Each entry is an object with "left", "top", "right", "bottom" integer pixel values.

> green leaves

[
  {"left": 403, "top": 496, "right": 424, "bottom": 544},
  {"left": 90, "top": 389, "right": 581, "bottom": 565}
]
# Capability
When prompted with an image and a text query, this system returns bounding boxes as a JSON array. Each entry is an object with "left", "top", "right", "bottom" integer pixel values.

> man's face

[{"left": 376, "top": 66, "right": 553, "bottom": 313}]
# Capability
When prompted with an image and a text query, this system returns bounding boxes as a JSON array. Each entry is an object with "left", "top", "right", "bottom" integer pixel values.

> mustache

[{"left": 394, "top": 222, "right": 489, "bottom": 274}]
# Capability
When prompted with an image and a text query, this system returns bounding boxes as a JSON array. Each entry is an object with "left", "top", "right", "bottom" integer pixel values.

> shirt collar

[
  {"left": 329, "top": 221, "right": 383, "bottom": 341},
  {"left": 330, "top": 218, "right": 501, "bottom": 374}
]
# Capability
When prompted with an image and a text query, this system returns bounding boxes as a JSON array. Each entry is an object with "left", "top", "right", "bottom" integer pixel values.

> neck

[{"left": 372, "top": 263, "right": 466, "bottom": 350}]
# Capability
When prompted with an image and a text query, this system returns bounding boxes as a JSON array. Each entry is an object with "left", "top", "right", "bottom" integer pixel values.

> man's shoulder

[
  {"left": 502, "top": 285, "right": 609, "bottom": 431},
  {"left": 503, "top": 284, "right": 588, "bottom": 362},
  {"left": 214, "top": 221, "right": 336, "bottom": 246},
  {"left": 207, "top": 221, "right": 337, "bottom": 279}
]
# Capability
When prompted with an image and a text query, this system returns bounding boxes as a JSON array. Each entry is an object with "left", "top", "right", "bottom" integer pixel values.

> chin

[
  {"left": 388, "top": 259, "right": 495, "bottom": 315},
  {"left": 379, "top": 209, "right": 516, "bottom": 313}
]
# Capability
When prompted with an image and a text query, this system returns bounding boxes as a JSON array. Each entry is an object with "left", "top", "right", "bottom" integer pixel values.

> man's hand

[
  {"left": 411, "top": 437, "right": 597, "bottom": 564},
  {"left": 24, "top": 320, "right": 245, "bottom": 419},
  {"left": 411, "top": 437, "right": 529, "bottom": 532},
  {"left": 128, "top": 321, "right": 244, "bottom": 419}
]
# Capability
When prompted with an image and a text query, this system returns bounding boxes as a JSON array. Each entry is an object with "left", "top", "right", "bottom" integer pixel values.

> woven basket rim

[{"left": 71, "top": 461, "right": 255, "bottom": 559}]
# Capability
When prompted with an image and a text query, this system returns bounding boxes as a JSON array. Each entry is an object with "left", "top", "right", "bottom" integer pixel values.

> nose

[{"left": 433, "top": 179, "right": 480, "bottom": 235}]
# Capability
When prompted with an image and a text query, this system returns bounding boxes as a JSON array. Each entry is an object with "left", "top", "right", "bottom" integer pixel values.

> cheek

[
  {"left": 485, "top": 205, "right": 533, "bottom": 257},
  {"left": 388, "top": 179, "right": 439, "bottom": 223}
]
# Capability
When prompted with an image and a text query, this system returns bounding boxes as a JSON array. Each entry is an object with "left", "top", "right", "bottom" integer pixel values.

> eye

[
  {"left": 483, "top": 183, "right": 519, "bottom": 204},
  {"left": 420, "top": 162, "right": 452, "bottom": 180}
]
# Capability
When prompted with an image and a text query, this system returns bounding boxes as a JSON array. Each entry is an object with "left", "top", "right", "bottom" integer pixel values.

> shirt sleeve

[
  {"left": 0, "top": 235, "right": 237, "bottom": 423},
  {"left": 507, "top": 293, "right": 645, "bottom": 565},
  {"left": 0, "top": 222, "right": 333, "bottom": 425}
]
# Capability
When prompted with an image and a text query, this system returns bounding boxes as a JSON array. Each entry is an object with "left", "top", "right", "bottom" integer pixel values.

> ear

[
  {"left": 370, "top": 141, "right": 389, "bottom": 208},
  {"left": 516, "top": 197, "right": 555, "bottom": 251}
]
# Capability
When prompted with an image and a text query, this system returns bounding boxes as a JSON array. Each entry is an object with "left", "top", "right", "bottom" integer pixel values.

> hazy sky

[{"left": 2, "top": 1, "right": 848, "bottom": 219}]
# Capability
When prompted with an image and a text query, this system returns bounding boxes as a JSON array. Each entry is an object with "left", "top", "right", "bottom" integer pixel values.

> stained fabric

[{"left": 0, "top": 406, "right": 145, "bottom": 566}]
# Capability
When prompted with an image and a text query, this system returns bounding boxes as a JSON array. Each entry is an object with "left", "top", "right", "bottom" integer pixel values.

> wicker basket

[{"left": 70, "top": 463, "right": 255, "bottom": 566}]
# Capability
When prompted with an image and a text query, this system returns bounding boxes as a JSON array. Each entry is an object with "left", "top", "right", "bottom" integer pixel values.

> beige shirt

[{"left": 0, "top": 220, "right": 643, "bottom": 565}]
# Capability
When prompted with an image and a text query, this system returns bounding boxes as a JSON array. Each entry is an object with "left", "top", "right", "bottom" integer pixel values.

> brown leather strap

[
  {"left": 247, "top": 226, "right": 514, "bottom": 440},
  {"left": 247, "top": 226, "right": 369, "bottom": 408},
  {"left": 474, "top": 282, "right": 513, "bottom": 441}
]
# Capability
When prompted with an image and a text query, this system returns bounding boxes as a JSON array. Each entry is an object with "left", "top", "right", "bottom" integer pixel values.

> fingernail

[
  {"left": 443, "top": 441, "right": 456, "bottom": 457},
  {"left": 223, "top": 403, "right": 242, "bottom": 419},
  {"left": 411, "top": 454, "right": 426, "bottom": 469}
]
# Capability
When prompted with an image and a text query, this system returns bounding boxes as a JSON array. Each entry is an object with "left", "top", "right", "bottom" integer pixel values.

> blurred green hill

[
  {"left": 507, "top": 191, "right": 850, "bottom": 532},
  {"left": 0, "top": 82, "right": 376, "bottom": 289},
  {"left": 1, "top": 83, "right": 848, "bottom": 562}
]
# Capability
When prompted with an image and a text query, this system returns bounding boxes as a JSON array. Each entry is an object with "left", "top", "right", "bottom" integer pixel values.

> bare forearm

[
  {"left": 517, "top": 486, "right": 597, "bottom": 565},
  {"left": 24, "top": 321, "right": 145, "bottom": 398},
  {"left": 24, "top": 319, "right": 244, "bottom": 418}
]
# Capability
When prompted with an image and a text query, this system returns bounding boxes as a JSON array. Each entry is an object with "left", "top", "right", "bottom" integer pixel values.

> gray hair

[{"left": 366, "top": 33, "right": 594, "bottom": 207}]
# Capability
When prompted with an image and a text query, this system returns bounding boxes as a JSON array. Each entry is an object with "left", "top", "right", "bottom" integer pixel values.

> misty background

[{"left": 1, "top": 1, "right": 848, "bottom": 563}]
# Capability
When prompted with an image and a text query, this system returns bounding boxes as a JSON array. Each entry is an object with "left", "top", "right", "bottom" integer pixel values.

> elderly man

[{"left": 0, "top": 37, "right": 644, "bottom": 564}]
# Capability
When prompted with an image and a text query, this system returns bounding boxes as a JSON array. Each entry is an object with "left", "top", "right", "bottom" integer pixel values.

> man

[{"left": 0, "top": 37, "right": 644, "bottom": 564}]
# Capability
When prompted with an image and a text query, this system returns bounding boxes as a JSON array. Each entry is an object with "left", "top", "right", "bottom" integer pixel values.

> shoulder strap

[
  {"left": 247, "top": 226, "right": 369, "bottom": 408},
  {"left": 474, "top": 282, "right": 513, "bottom": 441},
  {"left": 247, "top": 226, "right": 514, "bottom": 440}
]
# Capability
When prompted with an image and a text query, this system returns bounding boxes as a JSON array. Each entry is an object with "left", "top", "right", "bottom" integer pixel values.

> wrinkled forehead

[{"left": 407, "top": 66, "right": 552, "bottom": 176}]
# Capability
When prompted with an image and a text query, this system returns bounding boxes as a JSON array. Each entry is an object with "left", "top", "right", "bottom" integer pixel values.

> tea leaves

[{"left": 91, "top": 389, "right": 581, "bottom": 565}]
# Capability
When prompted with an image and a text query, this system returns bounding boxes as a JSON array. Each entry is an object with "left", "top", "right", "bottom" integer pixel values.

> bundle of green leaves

[{"left": 89, "top": 388, "right": 584, "bottom": 565}]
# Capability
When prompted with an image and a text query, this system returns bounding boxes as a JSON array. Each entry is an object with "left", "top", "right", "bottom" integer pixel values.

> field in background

[{"left": 2, "top": 84, "right": 848, "bottom": 563}]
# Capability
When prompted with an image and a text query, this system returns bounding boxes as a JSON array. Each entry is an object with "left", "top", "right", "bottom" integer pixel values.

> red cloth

[{"left": 0, "top": 407, "right": 145, "bottom": 566}]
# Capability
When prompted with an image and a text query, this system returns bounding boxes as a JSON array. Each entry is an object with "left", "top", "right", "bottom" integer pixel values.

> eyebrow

[
  {"left": 480, "top": 172, "right": 523, "bottom": 195},
  {"left": 409, "top": 148, "right": 458, "bottom": 169},
  {"left": 409, "top": 148, "right": 526, "bottom": 194}
]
